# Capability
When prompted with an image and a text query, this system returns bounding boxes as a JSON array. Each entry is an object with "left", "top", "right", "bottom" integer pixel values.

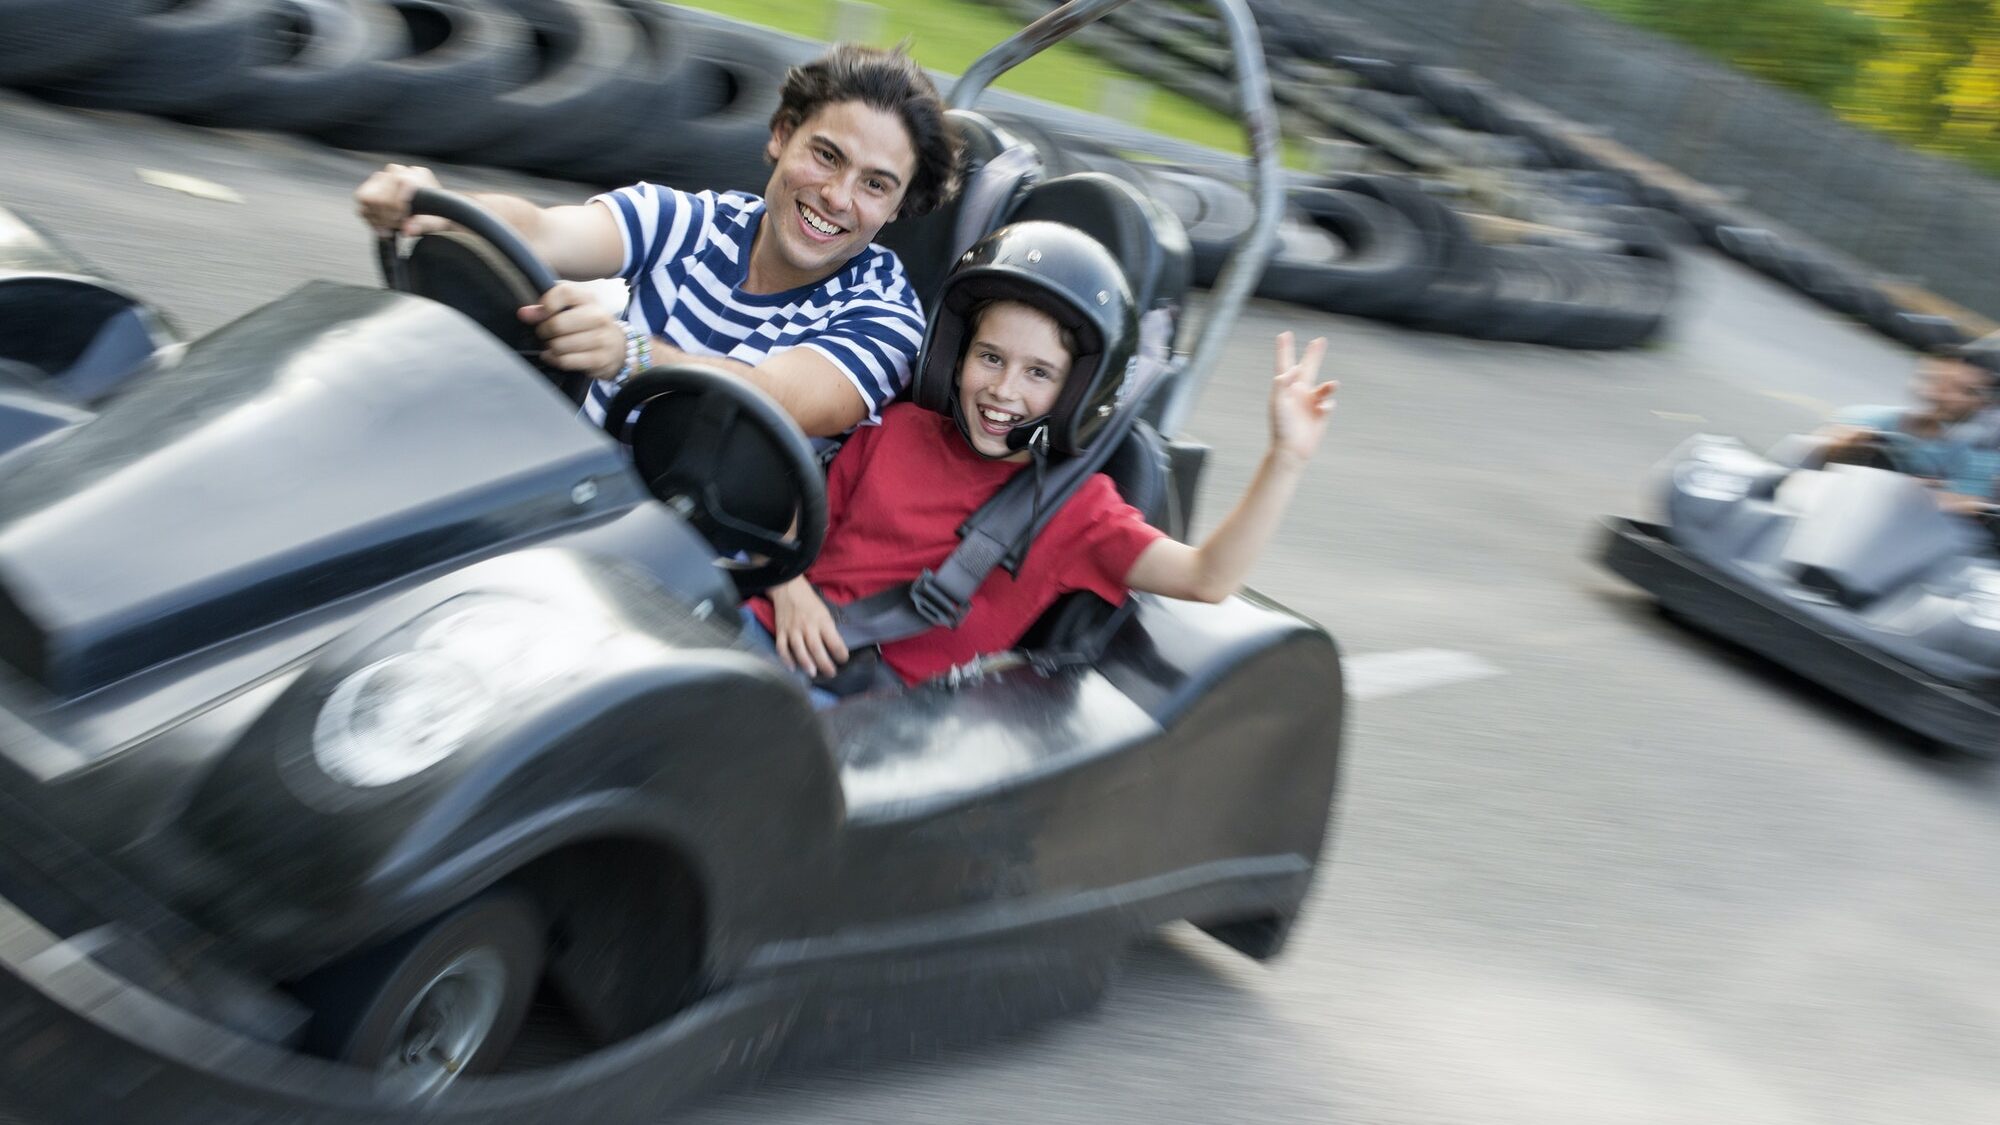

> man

[
  {"left": 1818, "top": 338, "right": 2000, "bottom": 515},
  {"left": 355, "top": 44, "right": 962, "bottom": 438}
]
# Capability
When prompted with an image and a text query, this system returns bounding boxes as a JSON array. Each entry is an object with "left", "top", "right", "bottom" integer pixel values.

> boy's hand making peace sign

[{"left": 1271, "top": 331, "right": 1337, "bottom": 465}]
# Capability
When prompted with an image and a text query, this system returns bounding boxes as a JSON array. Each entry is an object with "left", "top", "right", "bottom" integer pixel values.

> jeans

[{"left": 739, "top": 607, "right": 841, "bottom": 711}]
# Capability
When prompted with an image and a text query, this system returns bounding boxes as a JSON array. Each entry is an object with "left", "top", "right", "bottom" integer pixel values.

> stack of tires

[
  {"left": 1234, "top": 0, "right": 1972, "bottom": 350},
  {"left": 976, "top": 0, "right": 1677, "bottom": 349},
  {"left": 990, "top": 108, "right": 1675, "bottom": 350},
  {"left": 0, "top": 0, "right": 789, "bottom": 194}
]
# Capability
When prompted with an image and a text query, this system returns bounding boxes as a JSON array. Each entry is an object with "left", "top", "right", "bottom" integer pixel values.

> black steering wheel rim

[
  {"left": 378, "top": 188, "right": 589, "bottom": 403},
  {"left": 1849, "top": 430, "right": 1932, "bottom": 477},
  {"left": 603, "top": 363, "right": 827, "bottom": 593}
]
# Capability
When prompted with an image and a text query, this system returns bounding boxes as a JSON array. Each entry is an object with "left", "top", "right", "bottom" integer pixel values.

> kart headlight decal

[
  {"left": 1676, "top": 462, "right": 1754, "bottom": 502},
  {"left": 413, "top": 597, "right": 612, "bottom": 697},
  {"left": 313, "top": 652, "right": 492, "bottom": 788},
  {"left": 1674, "top": 441, "right": 1769, "bottom": 503},
  {"left": 1957, "top": 571, "right": 2000, "bottom": 631},
  {"left": 311, "top": 594, "right": 653, "bottom": 788}
]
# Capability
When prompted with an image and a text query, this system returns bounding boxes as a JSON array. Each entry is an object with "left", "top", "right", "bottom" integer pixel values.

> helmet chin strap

[{"left": 1005, "top": 418, "right": 1052, "bottom": 455}]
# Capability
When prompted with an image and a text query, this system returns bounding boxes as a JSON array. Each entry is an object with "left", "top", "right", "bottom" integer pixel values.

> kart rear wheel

[{"left": 294, "top": 889, "right": 546, "bottom": 1101}]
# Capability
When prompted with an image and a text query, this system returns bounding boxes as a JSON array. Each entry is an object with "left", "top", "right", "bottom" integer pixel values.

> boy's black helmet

[{"left": 911, "top": 221, "right": 1139, "bottom": 457}]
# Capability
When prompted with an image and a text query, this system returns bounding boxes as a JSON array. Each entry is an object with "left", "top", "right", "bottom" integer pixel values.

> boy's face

[
  {"left": 957, "top": 301, "right": 1073, "bottom": 461},
  {"left": 757, "top": 99, "right": 916, "bottom": 292}
]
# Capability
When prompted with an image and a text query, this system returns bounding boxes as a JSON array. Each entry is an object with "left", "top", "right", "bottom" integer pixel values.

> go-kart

[
  {"left": 0, "top": 200, "right": 179, "bottom": 466},
  {"left": 0, "top": 2, "right": 1340, "bottom": 1122},
  {"left": 1600, "top": 431, "right": 2000, "bottom": 756}
]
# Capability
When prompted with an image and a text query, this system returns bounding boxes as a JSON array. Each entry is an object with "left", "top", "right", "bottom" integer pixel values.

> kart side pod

[{"left": 164, "top": 552, "right": 844, "bottom": 981}]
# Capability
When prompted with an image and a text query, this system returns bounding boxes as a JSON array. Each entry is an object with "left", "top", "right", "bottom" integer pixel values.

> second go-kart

[
  {"left": 0, "top": 1, "right": 1342, "bottom": 1122},
  {"left": 1601, "top": 431, "right": 2000, "bottom": 756}
]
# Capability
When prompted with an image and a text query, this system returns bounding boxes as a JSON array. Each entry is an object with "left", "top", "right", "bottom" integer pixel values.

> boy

[{"left": 744, "top": 221, "right": 1336, "bottom": 696}]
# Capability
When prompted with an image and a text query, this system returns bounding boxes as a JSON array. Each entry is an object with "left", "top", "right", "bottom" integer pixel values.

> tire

[
  {"left": 1146, "top": 169, "right": 1252, "bottom": 287},
  {"left": 1130, "top": 165, "right": 1211, "bottom": 233},
  {"left": 293, "top": 890, "right": 545, "bottom": 1100},
  {"left": 314, "top": 0, "right": 535, "bottom": 158},
  {"left": 0, "top": 0, "right": 146, "bottom": 86},
  {"left": 1256, "top": 187, "right": 1429, "bottom": 317},
  {"left": 443, "top": 0, "right": 644, "bottom": 170},
  {"left": 1549, "top": 251, "right": 1674, "bottom": 350},
  {"left": 599, "top": 22, "right": 788, "bottom": 194},
  {"left": 182, "top": 0, "right": 407, "bottom": 134},
  {"left": 1463, "top": 244, "right": 1574, "bottom": 344},
  {"left": 30, "top": 0, "right": 271, "bottom": 116},
  {"left": 558, "top": 0, "right": 697, "bottom": 185},
  {"left": 982, "top": 112, "right": 1087, "bottom": 178}
]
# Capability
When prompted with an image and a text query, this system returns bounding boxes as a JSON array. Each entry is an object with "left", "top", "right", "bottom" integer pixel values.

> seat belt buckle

[{"left": 909, "top": 569, "right": 969, "bottom": 630}]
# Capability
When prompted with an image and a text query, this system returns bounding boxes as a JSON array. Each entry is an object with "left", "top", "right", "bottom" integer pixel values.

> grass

[{"left": 668, "top": 0, "right": 1294, "bottom": 162}]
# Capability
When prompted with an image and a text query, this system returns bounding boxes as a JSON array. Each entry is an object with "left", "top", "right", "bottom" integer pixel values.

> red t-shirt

[{"left": 751, "top": 403, "right": 1165, "bottom": 684}]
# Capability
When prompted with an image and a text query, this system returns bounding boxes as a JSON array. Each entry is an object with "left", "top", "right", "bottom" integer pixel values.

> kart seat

[
  {"left": 873, "top": 109, "right": 1044, "bottom": 310},
  {"left": 0, "top": 275, "right": 173, "bottom": 404},
  {"left": 1002, "top": 172, "right": 1193, "bottom": 323},
  {"left": 1016, "top": 420, "right": 1175, "bottom": 659},
  {"left": 0, "top": 357, "right": 40, "bottom": 390}
]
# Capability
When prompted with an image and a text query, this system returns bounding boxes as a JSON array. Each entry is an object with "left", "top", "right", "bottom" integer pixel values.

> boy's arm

[
  {"left": 769, "top": 577, "right": 849, "bottom": 677},
  {"left": 1124, "top": 334, "right": 1335, "bottom": 604}
]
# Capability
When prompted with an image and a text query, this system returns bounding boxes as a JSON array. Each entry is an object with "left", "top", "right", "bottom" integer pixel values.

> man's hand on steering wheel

[
  {"left": 518, "top": 281, "right": 626, "bottom": 382},
  {"left": 355, "top": 164, "right": 455, "bottom": 240}
]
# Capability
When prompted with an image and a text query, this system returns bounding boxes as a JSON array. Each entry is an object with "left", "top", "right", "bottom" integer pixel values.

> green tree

[{"left": 1585, "top": 0, "right": 1885, "bottom": 102}]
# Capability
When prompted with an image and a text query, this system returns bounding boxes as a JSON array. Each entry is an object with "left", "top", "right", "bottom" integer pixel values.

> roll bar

[{"left": 949, "top": 0, "right": 1283, "bottom": 438}]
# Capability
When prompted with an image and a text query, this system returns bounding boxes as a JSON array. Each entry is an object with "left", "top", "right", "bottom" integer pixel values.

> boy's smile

[{"left": 957, "top": 301, "right": 1073, "bottom": 460}]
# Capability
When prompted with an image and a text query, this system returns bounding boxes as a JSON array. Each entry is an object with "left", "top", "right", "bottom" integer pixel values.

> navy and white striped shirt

[{"left": 584, "top": 184, "right": 925, "bottom": 429}]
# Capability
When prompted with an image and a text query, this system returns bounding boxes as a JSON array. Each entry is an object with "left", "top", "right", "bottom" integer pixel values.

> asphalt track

[{"left": 3, "top": 87, "right": 1998, "bottom": 1125}]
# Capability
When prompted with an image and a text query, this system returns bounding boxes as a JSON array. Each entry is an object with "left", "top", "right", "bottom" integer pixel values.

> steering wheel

[
  {"left": 1847, "top": 430, "right": 1936, "bottom": 478},
  {"left": 376, "top": 188, "right": 590, "bottom": 404},
  {"left": 603, "top": 364, "right": 827, "bottom": 593}
]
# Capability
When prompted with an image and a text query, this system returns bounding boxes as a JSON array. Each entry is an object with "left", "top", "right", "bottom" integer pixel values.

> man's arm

[
  {"left": 644, "top": 340, "right": 872, "bottom": 438},
  {"left": 355, "top": 164, "right": 624, "bottom": 281},
  {"left": 462, "top": 195, "right": 625, "bottom": 283}
]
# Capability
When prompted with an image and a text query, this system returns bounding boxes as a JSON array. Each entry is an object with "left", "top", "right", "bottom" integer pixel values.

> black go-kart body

[
  {"left": 0, "top": 3, "right": 1337, "bottom": 1121},
  {"left": 1601, "top": 433, "right": 2000, "bottom": 755}
]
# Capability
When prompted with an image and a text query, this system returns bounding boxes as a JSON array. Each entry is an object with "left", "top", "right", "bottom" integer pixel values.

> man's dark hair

[
  {"left": 770, "top": 44, "right": 962, "bottom": 219},
  {"left": 1949, "top": 331, "right": 2000, "bottom": 393}
]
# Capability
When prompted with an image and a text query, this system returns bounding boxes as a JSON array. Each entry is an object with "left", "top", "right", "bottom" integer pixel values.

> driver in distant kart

[
  {"left": 353, "top": 43, "right": 962, "bottom": 439},
  {"left": 1816, "top": 336, "right": 2000, "bottom": 515},
  {"left": 740, "top": 223, "right": 1339, "bottom": 705}
]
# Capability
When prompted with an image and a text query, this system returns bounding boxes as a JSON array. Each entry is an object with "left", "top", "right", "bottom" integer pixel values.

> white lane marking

[
  {"left": 1652, "top": 410, "right": 1707, "bottom": 423},
  {"left": 135, "top": 168, "right": 243, "bottom": 204},
  {"left": 1346, "top": 649, "right": 1505, "bottom": 701},
  {"left": 1757, "top": 388, "right": 1833, "bottom": 415}
]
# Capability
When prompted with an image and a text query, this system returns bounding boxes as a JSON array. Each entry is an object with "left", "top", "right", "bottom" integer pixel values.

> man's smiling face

[{"left": 750, "top": 99, "right": 917, "bottom": 294}]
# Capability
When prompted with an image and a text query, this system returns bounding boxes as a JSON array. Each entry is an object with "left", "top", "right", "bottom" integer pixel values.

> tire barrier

[
  {"left": 0, "top": 0, "right": 788, "bottom": 195},
  {"left": 0, "top": 0, "right": 1872, "bottom": 352},
  {"left": 1232, "top": 0, "right": 1971, "bottom": 350},
  {"left": 0, "top": 0, "right": 150, "bottom": 87},
  {"left": 972, "top": 0, "right": 1677, "bottom": 349},
  {"left": 979, "top": 0, "right": 1964, "bottom": 350},
  {"left": 180, "top": 0, "right": 408, "bottom": 135}
]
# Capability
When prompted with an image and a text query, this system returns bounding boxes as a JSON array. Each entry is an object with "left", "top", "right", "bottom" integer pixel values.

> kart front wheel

[{"left": 294, "top": 889, "right": 546, "bottom": 1101}]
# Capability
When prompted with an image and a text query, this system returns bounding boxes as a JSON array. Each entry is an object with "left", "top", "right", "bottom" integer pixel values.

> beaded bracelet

[{"left": 618, "top": 322, "right": 654, "bottom": 382}]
